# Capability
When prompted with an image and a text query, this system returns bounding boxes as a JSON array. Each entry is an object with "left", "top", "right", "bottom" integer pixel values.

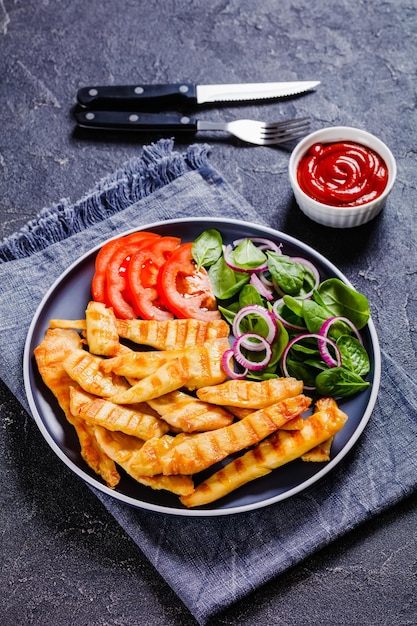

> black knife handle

[
  {"left": 74, "top": 110, "right": 198, "bottom": 132},
  {"left": 76, "top": 83, "right": 197, "bottom": 109}
]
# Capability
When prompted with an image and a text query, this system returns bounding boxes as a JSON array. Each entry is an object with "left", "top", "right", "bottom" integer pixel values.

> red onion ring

[
  {"left": 320, "top": 316, "right": 363, "bottom": 345},
  {"left": 290, "top": 257, "right": 321, "bottom": 298},
  {"left": 258, "top": 270, "right": 274, "bottom": 288},
  {"left": 281, "top": 333, "right": 342, "bottom": 380},
  {"left": 233, "top": 333, "right": 273, "bottom": 371},
  {"left": 232, "top": 304, "right": 278, "bottom": 345},
  {"left": 221, "top": 349, "right": 248, "bottom": 379},
  {"left": 272, "top": 298, "right": 307, "bottom": 331},
  {"left": 249, "top": 273, "right": 274, "bottom": 301}
]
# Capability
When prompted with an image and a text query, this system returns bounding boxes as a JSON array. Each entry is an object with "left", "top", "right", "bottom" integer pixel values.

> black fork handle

[{"left": 74, "top": 110, "right": 198, "bottom": 131}]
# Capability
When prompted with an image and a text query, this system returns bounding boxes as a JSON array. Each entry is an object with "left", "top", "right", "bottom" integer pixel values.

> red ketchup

[{"left": 297, "top": 141, "right": 389, "bottom": 207}]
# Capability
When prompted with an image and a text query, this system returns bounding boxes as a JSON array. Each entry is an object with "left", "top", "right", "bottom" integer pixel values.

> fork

[
  {"left": 74, "top": 110, "right": 310, "bottom": 146},
  {"left": 196, "top": 117, "right": 310, "bottom": 145}
]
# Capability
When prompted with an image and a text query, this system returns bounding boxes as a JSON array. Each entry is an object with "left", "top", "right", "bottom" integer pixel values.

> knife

[{"left": 76, "top": 81, "right": 320, "bottom": 109}]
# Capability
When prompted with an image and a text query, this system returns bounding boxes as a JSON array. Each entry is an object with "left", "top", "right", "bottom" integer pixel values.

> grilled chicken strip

[
  {"left": 197, "top": 377, "right": 304, "bottom": 409},
  {"left": 115, "top": 317, "right": 229, "bottom": 350},
  {"left": 63, "top": 348, "right": 130, "bottom": 398},
  {"left": 49, "top": 308, "right": 229, "bottom": 352},
  {"left": 108, "top": 357, "right": 188, "bottom": 405},
  {"left": 301, "top": 436, "right": 334, "bottom": 462},
  {"left": 223, "top": 405, "right": 304, "bottom": 430},
  {"left": 147, "top": 390, "right": 234, "bottom": 432},
  {"left": 93, "top": 426, "right": 194, "bottom": 496},
  {"left": 180, "top": 397, "right": 347, "bottom": 507},
  {"left": 100, "top": 338, "right": 229, "bottom": 379},
  {"left": 109, "top": 339, "right": 229, "bottom": 404},
  {"left": 34, "top": 328, "right": 120, "bottom": 488},
  {"left": 85, "top": 300, "right": 121, "bottom": 357},
  {"left": 69, "top": 387, "right": 169, "bottom": 440},
  {"left": 131, "top": 394, "right": 312, "bottom": 476}
]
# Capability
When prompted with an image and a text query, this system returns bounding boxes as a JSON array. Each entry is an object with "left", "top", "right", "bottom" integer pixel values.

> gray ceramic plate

[{"left": 24, "top": 218, "right": 381, "bottom": 516}]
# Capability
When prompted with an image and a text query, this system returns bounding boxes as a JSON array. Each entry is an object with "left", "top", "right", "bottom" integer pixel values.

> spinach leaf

[
  {"left": 208, "top": 255, "right": 249, "bottom": 300},
  {"left": 233, "top": 239, "right": 267, "bottom": 269},
  {"left": 302, "top": 263, "right": 319, "bottom": 295},
  {"left": 239, "top": 284, "right": 265, "bottom": 308},
  {"left": 316, "top": 278, "right": 370, "bottom": 329},
  {"left": 315, "top": 367, "right": 370, "bottom": 397},
  {"left": 275, "top": 299, "right": 306, "bottom": 329},
  {"left": 302, "top": 299, "right": 330, "bottom": 334},
  {"left": 192, "top": 229, "right": 223, "bottom": 270},
  {"left": 283, "top": 295, "right": 304, "bottom": 318},
  {"left": 285, "top": 358, "right": 318, "bottom": 388},
  {"left": 247, "top": 370, "right": 279, "bottom": 381},
  {"left": 291, "top": 342, "right": 320, "bottom": 357},
  {"left": 248, "top": 334, "right": 291, "bottom": 381},
  {"left": 311, "top": 288, "right": 336, "bottom": 317},
  {"left": 217, "top": 303, "right": 239, "bottom": 325},
  {"left": 304, "top": 356, "right": 328, "bottom": 371},
  {"left": 273, "top": 319, "right": 289, "bottom": 362},
  {"left": 326, "top": 319, "right": 356, "bottom": 341},
  {"left": 267, "top": 252, "right": 305, "bottom": 295},
  {"left": 337, "top": 335, "right": 370, "bottom": 376}
]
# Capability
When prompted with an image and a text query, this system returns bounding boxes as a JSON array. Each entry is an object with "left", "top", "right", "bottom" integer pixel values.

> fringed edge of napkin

[{"left": 0, "top": 139, "right": 210, "bottom": 263}]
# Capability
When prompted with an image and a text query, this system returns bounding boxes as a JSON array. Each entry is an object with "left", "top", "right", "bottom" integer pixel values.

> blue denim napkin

[{"left": 1, "top": 140, "right": 416, "bottom": 625}]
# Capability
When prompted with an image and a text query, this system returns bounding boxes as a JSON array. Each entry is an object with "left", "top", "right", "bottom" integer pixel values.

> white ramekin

[{"left": 288, "top": 126, "right": 397, "bottom": 228}]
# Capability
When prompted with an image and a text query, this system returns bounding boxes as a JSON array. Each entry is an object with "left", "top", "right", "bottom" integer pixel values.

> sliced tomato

[
  {"left": 128, "top": 236, "right": 181, "bottom": 321},
  {"left": 157, "top": 242, "right": 220, "bottom": 321},
  {"left": 91, "top": 231, "right": 159, "bottom": 308},
  {"left": 104, "top": 234, "right": 160, "bottom": 319}
]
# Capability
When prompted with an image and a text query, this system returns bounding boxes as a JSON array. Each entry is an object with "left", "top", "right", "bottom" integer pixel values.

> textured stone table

[{"left": 1, "top": 1, "right": 416, "bottom": 624}]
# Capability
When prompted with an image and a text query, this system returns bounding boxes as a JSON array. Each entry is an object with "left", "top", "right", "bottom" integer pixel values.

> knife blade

[{"left": 76, "top": 81, "right": 320, "bottom": 109}]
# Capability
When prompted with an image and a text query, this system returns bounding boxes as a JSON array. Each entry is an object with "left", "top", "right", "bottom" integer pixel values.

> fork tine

[
  {"left": 260, "top": 131, "right": 310, "bottom": 145},
  {"left": 263, "top": 132, "right": 309, "bottom": 146},
  {"left": 262, "top": 120, "right": 310, "bottom": 136},
  {"left": 262, "top": 117, "right": 310, "bottom": 131},
  {"left": 262, "top": 128, "right": 310, "bottom": 140},
  {"left": 260, "top": 129, "right": 310, "bottom": 146},
  {"left": 260, "top": 118, "right": 310, "bottom": 145}
]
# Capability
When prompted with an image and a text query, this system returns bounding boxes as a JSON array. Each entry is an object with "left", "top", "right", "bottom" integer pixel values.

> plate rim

[{"left": 23, "top": 217, "right": 381, "bottom": 517}]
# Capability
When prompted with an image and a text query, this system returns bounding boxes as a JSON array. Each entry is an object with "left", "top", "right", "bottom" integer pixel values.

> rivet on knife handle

[
  {"left": 76, "top": 83, "right": 198, "bottom": 108},
  {"left": 74, "top": 110, "right": 199, "bottom": 131}
]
